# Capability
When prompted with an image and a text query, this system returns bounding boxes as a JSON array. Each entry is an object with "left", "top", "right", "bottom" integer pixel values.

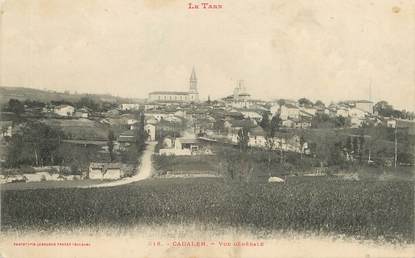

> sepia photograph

[{"left": 0, "top": 0, "right": 414, "bottom": 257}]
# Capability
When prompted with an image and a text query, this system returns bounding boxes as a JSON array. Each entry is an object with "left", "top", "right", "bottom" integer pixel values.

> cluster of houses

[
  {"left": 112, "top": 81, "right": 413, "bottom": 158},
  {"left": 128, "top": 83, "right": 380, "bottom": 156},
  {"left": 1, "top": 72, "right": 414, "bottom": 184}
]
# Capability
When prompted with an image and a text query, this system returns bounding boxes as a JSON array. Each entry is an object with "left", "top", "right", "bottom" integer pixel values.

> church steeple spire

[
  {"left": 190, "top": 66, "right": 197, "bottom": 81},
  {"left": 189, "top": 66, "right": 198, "bottom": 93}
]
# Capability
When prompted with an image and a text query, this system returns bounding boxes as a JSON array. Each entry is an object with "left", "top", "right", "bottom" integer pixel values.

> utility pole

[{"left": 394, "top": 122, "right": 398, "bottom": 169}]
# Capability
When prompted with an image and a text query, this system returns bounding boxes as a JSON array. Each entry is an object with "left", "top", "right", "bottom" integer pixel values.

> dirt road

[{"left": 82, "top": 141, "right": 156, "bottom": 188}]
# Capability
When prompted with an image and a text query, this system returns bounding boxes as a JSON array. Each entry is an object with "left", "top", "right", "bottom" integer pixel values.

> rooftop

[
  {"left": 284, "top": 103, "right": 299, "bottom": 109},
  {"left": 250, "top": 126, "right": 266, "bottom": 136},
  {"left": 178, "top": 138, "right": 199, "bottom": 144},
  {"left": 149, "top": 91, "right": 190, "bottom": 95}
]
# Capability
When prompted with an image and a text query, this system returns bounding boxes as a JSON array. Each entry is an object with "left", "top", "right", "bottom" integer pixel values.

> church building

[{"left": 148, "top": 67, "right": 199, "bottom": 102}]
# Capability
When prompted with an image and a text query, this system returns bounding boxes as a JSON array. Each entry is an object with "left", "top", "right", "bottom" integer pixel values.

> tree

[
  {"left": 276, "top": 99, "right": 286, "bottom": 107},
  {"left": 261, "top": 114, "right": 281, "bottom": 176},
  {"left": 213, "top": 119, "right": 225, "bottom": 134},
  {"left": 237, "top": 127, "right": 249, "bottom": 152},
  {"left": 345, "top": 136, "right": 353, "bottom": 161},
  {"left": 270, "top": 114, "right": 281, "bottom": 137},
  {"left": 298, "top": 98, "right": 313, "bottom": 107},
  {"left": 299, "top": 135, "right": 306, "bottom": 159},
  {"left": 363, "top": 126, "right": 388, "bottom": 164},
  {"left": 76, "top": 96, "right": 99, "bottom": 111},
  {"left": 311, "top": 113, "right": 334, "bottom": 128},
  {"left": 24, "top": 99, "right": 45, "bottom": 108},
  {"left": 107, "top": 130, "right": 115, "bottom": 162},
  {"left": 374, "top": 100, "right": 395, "bottom": 117},
  {"left": 217, "top": 147, "right": 239, "bottom": 180},
  {"left": 312, "top": 131, "right": 340, "bottom": 167},
  {"left": 259, "top": 112, "right": 270, "bottom": 131},
  {"left": 134, "top": 112, "right": 147, "bottom": 152},
  {"left": 314, "top": 100, "right": 325, "bottom": 109},
  {"left": 334, "top": 116, "right": 350, "bottom": 128},
  {"left": 358, "top": 134, "right": 366, "bottom": 163},
  {"left": 8, "top": 99, "right": 25, "bottom": 118},
  {"left": 6, "top": 122, "right": 63, "bottom": 167}
]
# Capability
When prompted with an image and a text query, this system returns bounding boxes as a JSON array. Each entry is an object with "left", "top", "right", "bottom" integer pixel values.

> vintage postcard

[{"left": 0, "top": 0, "right": 414, "bottom": 257}]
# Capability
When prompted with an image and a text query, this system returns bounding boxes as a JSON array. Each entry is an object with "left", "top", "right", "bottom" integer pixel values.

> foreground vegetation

[{"left": 1, "top": 177, "right": 413, "bottom": 243}]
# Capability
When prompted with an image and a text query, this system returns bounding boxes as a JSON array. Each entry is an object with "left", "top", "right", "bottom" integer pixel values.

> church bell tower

[{"left": 188, "top": 66, "right": 199, "bottom": 101}]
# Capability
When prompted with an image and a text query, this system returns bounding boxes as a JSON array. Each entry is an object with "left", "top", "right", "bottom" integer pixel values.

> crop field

[
  {"left": 152, "top": 155, "right": 219, "bottom": 174},
  {"left": 1, "top": 177, "right": 413, "bottom": 243}
]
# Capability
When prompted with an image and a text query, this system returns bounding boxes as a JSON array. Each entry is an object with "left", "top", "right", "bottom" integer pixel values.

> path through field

[{"left": 81, "top": 141, "right": 156, "bottom": 188}]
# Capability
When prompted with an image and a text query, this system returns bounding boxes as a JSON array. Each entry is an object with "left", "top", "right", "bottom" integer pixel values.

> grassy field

[
  {"left": 41, "top": 118, "right": 109, "bottom": 140},
  {"left": 1, "top": 177, "right": 413, "bottom": 243}
]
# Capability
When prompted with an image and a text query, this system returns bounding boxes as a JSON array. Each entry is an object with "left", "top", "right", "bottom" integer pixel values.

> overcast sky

[{"left": 1, "top": 0, "right": 414, "bottom": 110}]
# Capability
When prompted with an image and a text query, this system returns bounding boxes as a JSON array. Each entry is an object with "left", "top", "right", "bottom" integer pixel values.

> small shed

[{"left": 89, "top": 162, "right": 124, "bottom": 180}]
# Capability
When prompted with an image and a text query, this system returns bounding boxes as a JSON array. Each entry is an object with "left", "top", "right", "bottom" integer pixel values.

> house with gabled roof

[
  {"left": 53, "top": 104, "right": 75, "bottom": 117},
  {"left": 280, "top": 104, "right": 300, "bottom": 120},
  {"left": 248, "top": 126, "right": 267, "bottom": 147},
  {"left": 88, "top": 162, "right": 124, "bottom": 180}
]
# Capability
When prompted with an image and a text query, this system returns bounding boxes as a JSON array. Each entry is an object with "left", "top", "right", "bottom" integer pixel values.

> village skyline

[
  {"left": 1, "top": 1, "right": 414, "bottom": 111},
  {"left": 0, "top": 76, "right": 412, "bottom": 112}
]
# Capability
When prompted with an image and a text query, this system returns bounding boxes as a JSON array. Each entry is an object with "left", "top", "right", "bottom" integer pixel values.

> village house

[
  {"left": 236, "top": 108, "right": 263, "bottom": 121},
  {"left": 270, "top": 104, "right": 280, "bottom": 116},
  {"left": 145, "top": 116, "right": 159, "bottom": 125},
  {"left": 354, "top": 100, "right": 373, "bottom": 114},
  {"left": 302, "top": 107, "right": 317, "bottom": 116},
  {"left": 53, "top": 104, "right": 75, "bottom": 117},
  {"left": 162, "top": 137, "right": 174, "bottom": 148},
  {"left": 248, "top": 126, "right": 267, "bottom": 147},
  {"left": 349, "top": 107, "right": 368, "bottom": 128},
  {"left": 175, "top": 138, "right": 200, "bottom": 152},
  {"left": 280, "top": 104, "right": 300, "bottom": 120},
  {"left": 282, "top": 117, "right": 312, "bottom": 129},
  {"left": 73, "top": 108, "right": 90, "bottom": 118},
  {"left": 336, "top": 106, "right": 349, "bottom": 117},
  {"left": 0, "top": 121, "right": 13, "bottom": 138},
  {"left": 88, "top": 162, "right": 124, "bottom": 180},
  {"left": 144, "top": 104, "right": 159, "bottom": 111},
  {"left": 115, "top": 114, "right": 139, "bottom": 126},
  {"left": 120, "top": 103, "right": 141, "bottom": 111},
  {"left": 104, "top": 108, "right": 120, "bottom": 117},
  {"left": 144, "top": 110, "right": 170, "bottom": 121},
  {"left": 299, "top": 110, "right": 314, "bottom": 120},
  {"left": 159, "top": 137, "right": 211, "bottom": 156}
]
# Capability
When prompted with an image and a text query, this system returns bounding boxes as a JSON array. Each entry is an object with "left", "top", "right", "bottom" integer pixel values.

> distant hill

[{"left": 0, "top": 86, "right": 145, "bottom": 105}]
